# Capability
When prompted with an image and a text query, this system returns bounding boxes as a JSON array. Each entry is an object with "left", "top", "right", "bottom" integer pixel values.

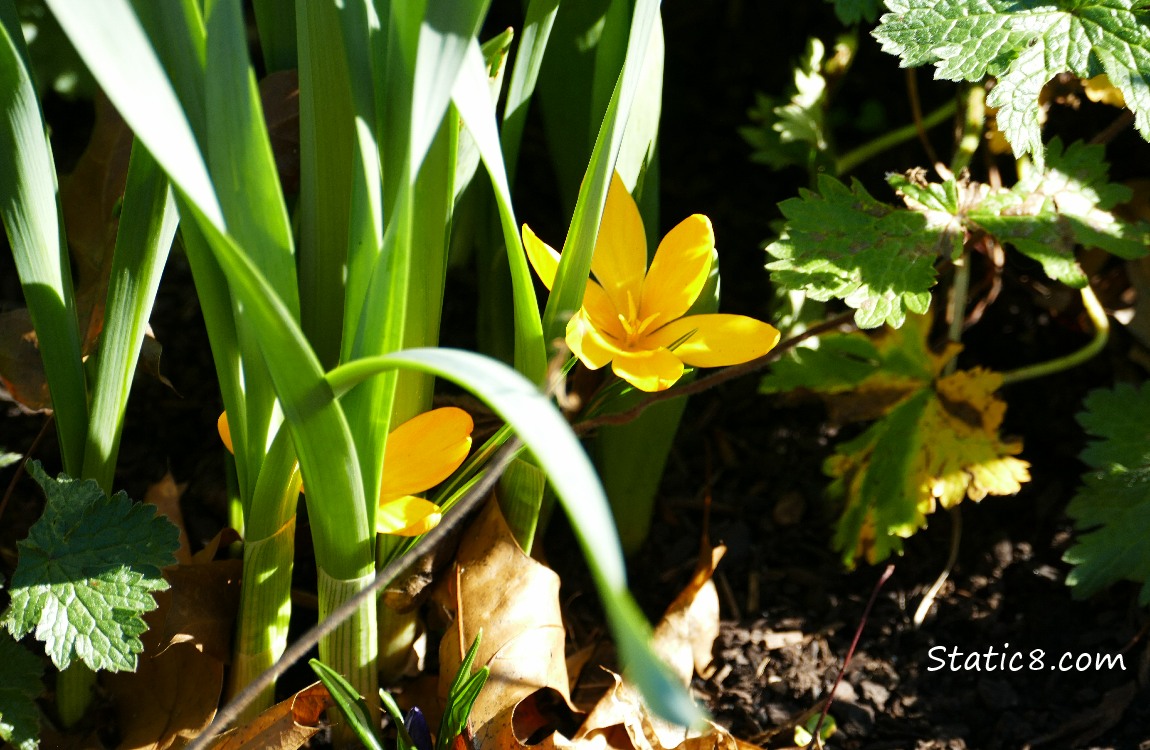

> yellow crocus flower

[
  {"left": 522, "top": 172, "right": 781, "bottom": 392},
  {"left": 217, "top": 407, "right": 473, "bottom": 536}
]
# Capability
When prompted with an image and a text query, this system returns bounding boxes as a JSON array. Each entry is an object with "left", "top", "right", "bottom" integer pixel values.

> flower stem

[
  {"left": 1000, "top": 283, "right": 1109, "bottom": 386},
  {"left": 835, "top": 100, "right": 957, "bottom": 175}
]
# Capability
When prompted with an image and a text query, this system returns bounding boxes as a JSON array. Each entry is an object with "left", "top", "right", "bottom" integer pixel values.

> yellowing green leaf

[
  {"left": 766, "top": 315, "right": 1030, "bottom": 566},
  {"left": 829, "top": 367, "right": 1029, "bottom": 566}
]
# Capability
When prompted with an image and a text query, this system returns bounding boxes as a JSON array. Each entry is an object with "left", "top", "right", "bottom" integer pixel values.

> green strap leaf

[
  {"left": 4, "top": 462, "right": 179, "bottom": 672},
  {"left": 82, "top": 142, "right": 179, "bottom": 493},
  {"left": 0, "top": 7, "right": 87, "bottom": 474},
  {"left": 326, "top": 348, "right": 705, "bottom": 728}
]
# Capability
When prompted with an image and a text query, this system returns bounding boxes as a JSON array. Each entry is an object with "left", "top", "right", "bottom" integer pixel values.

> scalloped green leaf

[
  {"left": 765, "top": 174, "right": 958, "bottom": 328},
  {"left": 1064, "top": 381, "right": 1150, "bottom": 603},
  {"left": 970, "top": 139, "right": 1150, "bottom": 287},
  {"left": 873, "top": 0, "right": 1150, "bottom": 166},
  {"left": 3, "top": 462, "right": 180, "bottom": 672},
  {"left": 760, "top": 334, "right": 884, "bottom": 394},
  {"left": 0, "top": 631, "right": 43, "bottom": 750}
]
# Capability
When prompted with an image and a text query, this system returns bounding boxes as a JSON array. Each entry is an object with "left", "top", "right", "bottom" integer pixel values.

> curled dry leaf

[
  {"left": 145, "top": 473, "right": 192, "bottom": 565},
  {"left": 104, "top": 482, "right": 243, "bottom": 750},
  {"left": 572, "top": 545, "right": 752, "bottom": 750},
  {"left": 437, "top": 499, "right": 578, "bottom": 750},
  {"left": 208, "top": 682, "right": 333, "bottom": 750},
  {"left": 105, "top": 640, "right": 225, "bottom": 750}
]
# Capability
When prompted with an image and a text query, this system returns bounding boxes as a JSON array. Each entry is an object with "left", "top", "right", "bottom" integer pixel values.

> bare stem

[
  {"left": 1000, "top": 284, "right": 1109, "bottom": 386},
  {"left": 575, "top": 311, "right": 856, "bottom": 436}
]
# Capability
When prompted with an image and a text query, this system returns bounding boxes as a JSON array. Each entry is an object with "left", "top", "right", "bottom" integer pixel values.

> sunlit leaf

[
  {"left": 873, "top": 0, "right": 1150, "bottom": 166},
  {"left": 3, "top": 462, "right": 180, "bottom": 672}
]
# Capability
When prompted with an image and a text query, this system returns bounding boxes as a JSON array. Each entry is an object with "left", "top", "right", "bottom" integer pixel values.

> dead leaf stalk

[
  {"left": 574, "top": 312, "right": 855, "bottom": 436},
  {"left": 807, "top": 564, "right": 894, "bottom": 749}
]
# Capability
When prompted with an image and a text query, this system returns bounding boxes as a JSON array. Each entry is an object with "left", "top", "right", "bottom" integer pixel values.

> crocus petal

[
  {"left": 379, "top": 407, "right": 473, "bottom": 500},
  {"left": 377, "top": 495, "right": 443, "bottom": 536},
  {"left": 522, "top": 224, "right": 561, "bottom": 290},
  {"left": 610, "top": 346, "right": 686, "bottom": 392},
  {"left": 581, "top": 279, "right": 626, "bottom": 340},
  {"left": 565, "top": 310, "right": 619, "bottom": 370},
  {"left": 591, "top": 172, "right": 648, "bottom": 316},
  {"left": 641, "top": 214, "right": 714, "bottom": 323},
  {"left": 644, "top": 314, "right": 781, "bottom": 367},
  {"left": 218, "top": 412, "right": 234, "bottom": 454}
]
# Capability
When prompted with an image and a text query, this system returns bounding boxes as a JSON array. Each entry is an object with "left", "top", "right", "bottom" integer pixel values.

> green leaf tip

[{"left": 3, "top": 461, "right": 180, "bottom": 672}]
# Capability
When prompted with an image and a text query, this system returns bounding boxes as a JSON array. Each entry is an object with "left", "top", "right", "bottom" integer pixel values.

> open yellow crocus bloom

[
  {"left": 522, "top": 173, "right": 781, "bottom": 392},
  {"left": 217, "top": 407, "right": 473, "bottom": 536}
]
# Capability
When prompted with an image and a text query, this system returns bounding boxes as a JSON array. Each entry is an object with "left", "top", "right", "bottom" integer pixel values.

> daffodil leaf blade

[
  {"left": 970, "top": 138, "right": 1150, "bottom": 287},
  {"left": 766, "top": 175, "right": 950, "bottom": 329},
  {"left": 873, "top": 0, "right": 1150, "bottom": 164},
  {"left": 3, "top": 462, "right": 180, "bottom": 672},
  {"left": 0, "top": 631, "right": 43, "bottom": 750},
  {"left": 326, "top": 348, "right": 705, "bottom": 727},
  {"left": 1064, "top": 381, "right": 1150, "bottom": 604}
]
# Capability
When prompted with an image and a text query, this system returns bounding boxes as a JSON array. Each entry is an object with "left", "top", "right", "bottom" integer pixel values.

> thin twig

[
  {"left": 186, "top": 438, "right": 524, "bottom": 750},
  {"left": 0, "top": 415, "right": 54, "bottom": 526},
  {"left": 905, "top": 69, "right": 942, "bottom": 172},
  {"left": 575, "top": 311, "right": 855, "bottom": 436},
  {"left": 806, "top": 564, "right": 895, "bottom": 749},
  {"left": 913, "top": 507, "right": 962, "bottom": 626},
  {"left": 1089, "top": 109, "right": 1135, "bottom": 146}
]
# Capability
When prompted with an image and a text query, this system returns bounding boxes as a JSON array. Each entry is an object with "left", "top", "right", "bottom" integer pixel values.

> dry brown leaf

[
  {"left": 105, "top": 641, "right": 224, "bottom": 750},
  {"left": 103, "top": 526, "right": 242, "bottom": 749},
  {"left": 574, "top": 546, "right": 726, "bottom": 750},
  {"left": 0, "top": 308, "right": 51, "bottom": 410},
  {"left": 155, "top": 558, "right": 243, "bottom": 661},
  {"left": 145, "top": 473, "right": 192, "bottom": 565},
  {"left": 437, "top": 499, "right": 577, "bottom": 750},
  {"left": 209, "top": 682, "right": 333, "bottom": 750}
]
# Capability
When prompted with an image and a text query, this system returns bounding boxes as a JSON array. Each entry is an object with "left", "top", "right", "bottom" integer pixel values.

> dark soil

[{"left": 2, "top": 3, "right": 1150, "bottom": 750}]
